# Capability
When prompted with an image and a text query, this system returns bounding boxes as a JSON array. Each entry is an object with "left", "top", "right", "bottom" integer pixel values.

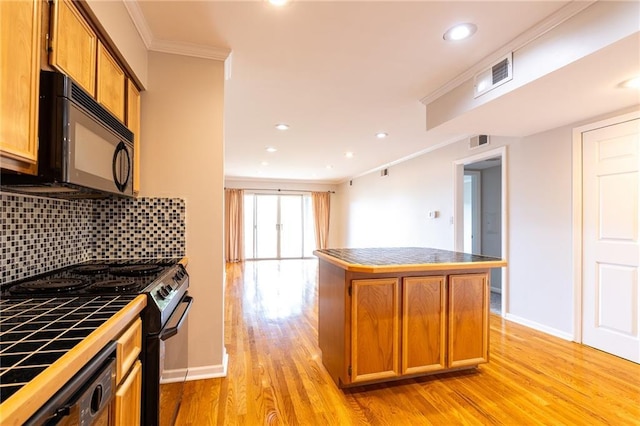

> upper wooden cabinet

[
  {"left": 0, "top": 0, "right": 41, "bottom": 174},
  {"left": 49, "top": 0, "right": 97, "bottom": 96},
  {"left": 127, "top": 79, "right": 141, "bottom": 194},
  {"left": 97, "top": 41, "right": 126, "bottom": 121}
]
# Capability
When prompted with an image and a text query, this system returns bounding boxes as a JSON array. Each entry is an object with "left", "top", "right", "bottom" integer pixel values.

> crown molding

[
  {"left": 122, "top": 0, "right": 153, "bottom": 48},
  {"left": 419, "top": 0, "right": 596, "bottom": 106},
  {"left": 123, "top": 0, "right": 231, "bottom": 61},
  {"left": 149, "top": 40, "right": 231, "bottom": 61}
]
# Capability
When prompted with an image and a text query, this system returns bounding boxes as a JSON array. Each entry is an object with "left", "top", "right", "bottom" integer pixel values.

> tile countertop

[
  {"left": 0, "top": 294, "right": 147, "bottom": 426},
  {"left": 314, "top": 247, "right": 507, "bottom": 273}
]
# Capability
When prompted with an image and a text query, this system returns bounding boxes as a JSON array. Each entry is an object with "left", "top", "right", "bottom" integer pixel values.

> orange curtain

[
  {"left": 311, "top": 192, "right": 330, "bottom": 250},
  {"left": 225, "top": 189, "right": 244, "bottom": 262}
]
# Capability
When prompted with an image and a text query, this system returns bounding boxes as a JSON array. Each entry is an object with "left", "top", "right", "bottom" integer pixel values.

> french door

[{"left": 244, "top": 194, "right": 315, "bottom": 260}]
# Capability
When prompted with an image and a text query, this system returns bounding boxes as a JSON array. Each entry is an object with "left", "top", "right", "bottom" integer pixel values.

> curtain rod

[{"left": 225, "top": 187, "right": 335, "bottom": 194}]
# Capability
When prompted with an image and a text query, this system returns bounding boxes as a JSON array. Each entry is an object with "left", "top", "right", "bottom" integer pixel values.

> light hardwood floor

[{"left": 175, "top": 260, "right": 640, "bottom": 425}]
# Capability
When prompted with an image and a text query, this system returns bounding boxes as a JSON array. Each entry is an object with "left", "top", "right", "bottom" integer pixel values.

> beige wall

[{"left": 141, "top": 51, "right": 226, "bottom": 374}]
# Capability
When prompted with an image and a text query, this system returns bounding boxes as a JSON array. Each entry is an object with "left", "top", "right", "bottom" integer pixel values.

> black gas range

[{"left": 1, "top": 258, "right": 192, "bottom": 426}]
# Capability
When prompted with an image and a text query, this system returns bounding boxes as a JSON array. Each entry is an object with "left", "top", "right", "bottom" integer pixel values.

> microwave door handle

[{"left": 112, "top": 142, "right": 131, "bottom": 192}]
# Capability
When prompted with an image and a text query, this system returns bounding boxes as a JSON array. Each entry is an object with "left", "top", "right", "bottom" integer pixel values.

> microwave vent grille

[{"left": 70, "top": 83, "right": 134, "bottom": 144}]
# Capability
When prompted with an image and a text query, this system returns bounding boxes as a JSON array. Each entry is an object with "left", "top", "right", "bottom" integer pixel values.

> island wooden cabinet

[
  {"left": 347, "top": 273, "right": 488, "bottom": 385},
  {"left": 49, "top": 0, "right": 97, "bottom": 96},
  {"left": 402, "top": 276, "right": 447, "bottom": 374},
  {"left": 448, "top": 273, "right": 490, "bottom": 367},
  {"left": 351, "top": 278, "right": 400, "bottom": 382},
  {"left": 315, "top": 247, "right": 504, "bottom": 388},
  {"left": 0, "top": 0, "right": 41, "bottom": 174}
]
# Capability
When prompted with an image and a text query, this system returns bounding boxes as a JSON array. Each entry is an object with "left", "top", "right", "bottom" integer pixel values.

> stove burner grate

[
  {"left": 88, "top": 279, "right": 140, "bottom": 293},
  {"left": 109, "top": 265, "right": 163, "bottom": 276},
  {"left": 11, "top": 278, "right": 89, "bottom": 294},
  {"left": 73, "top": 265, "right": 110, "bottom": 274}
]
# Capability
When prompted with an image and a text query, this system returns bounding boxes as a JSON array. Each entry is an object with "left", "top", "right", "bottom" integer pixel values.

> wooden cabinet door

[
  {"left": 448, "top": 273, "right": 489, "bottom": 367},
  {"left": 402, "top": 276, "right": 446, "bottom": 374},
  {"left": 351, "top": 278, "right": 400, "bottom": 383},
  {"left": 126, "top": 79, "right": 141, "bottom": 194},
  {"left": 115, "top": 360, "right": 142, "bottom": 426},
  {"left": 0, "top": 0, "right": 41, "bottom": 173},
  {"left": 50, "top": 0, "right": 97, "bottom": 95},
  {"left": 97, "top": 41, "right": 125, "bottom": 121}
]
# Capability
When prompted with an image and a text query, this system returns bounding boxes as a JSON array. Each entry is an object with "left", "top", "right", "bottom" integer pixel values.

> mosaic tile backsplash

[{"left": 1, "top": 193, "right": 185, "bottom": 285}]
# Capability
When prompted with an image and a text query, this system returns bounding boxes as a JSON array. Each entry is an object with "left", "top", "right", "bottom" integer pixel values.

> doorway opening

[
  {"left": 454, "top": 146, "right": 507, "bottom": 316},
  {"left": 243, "top": 193, "right": 315, "bottom": 260}
]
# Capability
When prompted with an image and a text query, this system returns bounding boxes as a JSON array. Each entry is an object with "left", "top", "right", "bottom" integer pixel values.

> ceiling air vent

[
  {"left": 469, "top": 135, "right": 490, "bottom": 149},
  {"left": 474, "top": 53, "right": 513, "bottom": 98}
]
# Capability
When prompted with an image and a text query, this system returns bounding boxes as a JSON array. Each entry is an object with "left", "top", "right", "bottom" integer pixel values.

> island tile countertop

[
  {"left": 314, "top": 247, "right": 507, "bottom": 273},
  {"left": 0, "top": 294, "right": 147, "bottom": 426}
]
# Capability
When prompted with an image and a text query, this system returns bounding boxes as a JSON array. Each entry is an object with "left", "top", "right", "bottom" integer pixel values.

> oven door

[{"left": 159, "top": 294, "right": 193, "bottom": 426}]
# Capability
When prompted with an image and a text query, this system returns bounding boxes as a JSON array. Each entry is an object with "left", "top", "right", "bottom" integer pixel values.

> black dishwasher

[{"left": 25, "top": 341, "right": 117, "bottom": 426}]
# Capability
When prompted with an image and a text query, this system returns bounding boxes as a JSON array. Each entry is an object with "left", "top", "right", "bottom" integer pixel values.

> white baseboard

[
  {"left": 185, "top": 348, "right": 229, "bottom": 382},
  {"left": 504, "top": 313, "right": 573, "bottom": 341},
  {"left": 160, "top": 347, "right": 229, "bottom": 384},
  {"left": 160, "top": 368, "right": 188, "bottom": 384}
]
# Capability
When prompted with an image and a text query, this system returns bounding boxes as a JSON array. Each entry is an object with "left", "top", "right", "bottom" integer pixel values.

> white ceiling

[{"left": 131, "top": 0, "right": 639, "bottom": 183}]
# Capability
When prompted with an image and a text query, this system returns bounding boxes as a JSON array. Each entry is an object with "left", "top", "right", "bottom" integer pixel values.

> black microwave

[{"left": 1, "top": 71, "right": 134, "bottom": 198}]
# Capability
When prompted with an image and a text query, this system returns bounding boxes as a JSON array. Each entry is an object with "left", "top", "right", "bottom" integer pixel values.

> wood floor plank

[{"left": 175, "top": 260, "right": 640, "bottom": 425}]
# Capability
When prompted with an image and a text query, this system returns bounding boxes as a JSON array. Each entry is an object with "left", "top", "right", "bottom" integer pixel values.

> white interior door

[{"left": 582, "top": 118, "right": 639, "bottom": 363}]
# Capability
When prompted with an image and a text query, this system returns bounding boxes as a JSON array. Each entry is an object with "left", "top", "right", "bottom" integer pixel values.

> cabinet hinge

[
  {"left": 347, "top": 365, "right": 352, "bottom": 376},
  {"left": 348, "top": 286, "right": 352, "bottom": 296},
  {"left": 45, "top": 33, "right": 52, "bottom": 53}
]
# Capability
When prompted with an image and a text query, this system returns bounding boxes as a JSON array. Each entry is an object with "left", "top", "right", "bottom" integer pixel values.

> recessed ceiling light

[
  {"left": 268, "top": 0, "right": 288, "bottom": 6},
  {"left": 443, "top": 23, "right": 477, "bottom": 41},
  {"left": 345, "top": 151, "right": 354, "bottom": 158},
  {"left": 275, "top": 123, "right": 289, "bottom": 130},
  {"left": 265, "top": 146, "right": 277, "bottom": 153},
  {"left": 376, "top": 132, "right": 388, "bottom": 139},
  {"left": 261, "top": 161, "right": 269, "bottom": 166},
  {"left": 620, "top": 76, "right": 640, "bottom": 89}
]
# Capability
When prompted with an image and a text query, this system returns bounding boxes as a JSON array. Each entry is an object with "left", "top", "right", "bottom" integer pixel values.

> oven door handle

[{"left": 160, "top": 295, "right": 193, "bottom": 341}]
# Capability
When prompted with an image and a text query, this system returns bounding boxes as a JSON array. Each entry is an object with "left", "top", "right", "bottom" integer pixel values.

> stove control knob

[
  {"left": 165, "top": 283, "right": 174, "bottom": 291},
  {"left": 158, "top": 287, "right": 169, "bottom": 298}
]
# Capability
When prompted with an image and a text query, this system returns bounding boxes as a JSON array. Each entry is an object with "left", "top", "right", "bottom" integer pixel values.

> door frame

[
  {"left": 463, "top": 170, "right": 482, "bottom": 254},
  {"left": 571, "top": 110, "right": 640, "bottom": 343},
  {"left": 453, "top": 145, "right": 508, "bottom": 316}
]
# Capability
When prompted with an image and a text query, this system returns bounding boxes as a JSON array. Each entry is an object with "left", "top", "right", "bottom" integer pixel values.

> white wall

[
  {"left": 141, "top": 52, "right": 226, "bottom": 376},
  {"left": 335, "top": 107, "right": 638, "bottom": 338},
  {"left": 337, "top": 137, "right": 513, "bottom": 250}
]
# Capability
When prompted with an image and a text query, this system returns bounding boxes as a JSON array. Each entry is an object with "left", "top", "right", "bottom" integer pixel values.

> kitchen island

[{"left": 314, "top": 247, "right": 506, "bottom": 387}]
